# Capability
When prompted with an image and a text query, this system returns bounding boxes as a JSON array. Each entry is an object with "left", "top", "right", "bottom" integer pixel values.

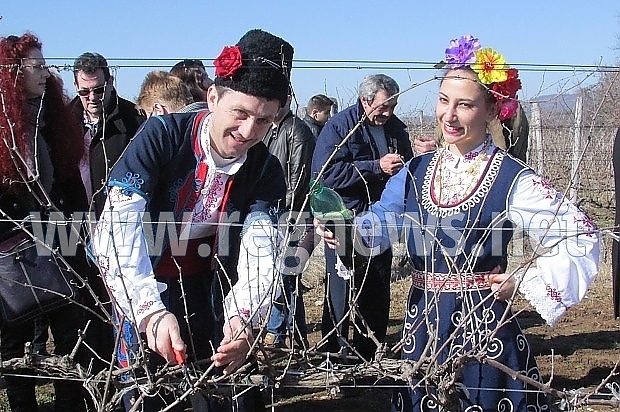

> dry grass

[
  {"left": 270, "top": 239, "right": 620, "bottom": 411},
  {"left": 1, "top": 241, "right": 618, "bottom": 411}
]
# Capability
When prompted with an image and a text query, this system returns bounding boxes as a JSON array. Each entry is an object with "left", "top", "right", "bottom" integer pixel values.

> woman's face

[
  {"left": 22, "top": 48, "right": 50, "bottom": 99},
  {"left": 435, "top": 69, "right": 497, "bottom": 155}
]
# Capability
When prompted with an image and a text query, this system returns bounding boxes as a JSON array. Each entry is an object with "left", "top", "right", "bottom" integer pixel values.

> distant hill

[{"left": 523, "top": 93, "right": 578, "bottom": 114}]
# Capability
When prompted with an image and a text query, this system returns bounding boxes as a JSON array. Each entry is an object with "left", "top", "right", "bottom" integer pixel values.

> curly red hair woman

[
  {"left": 0, "top": 32, "right": 87, "bottom": 412},
  {"left": 0, "top": 33, "right": 83, "bottom": 189}
]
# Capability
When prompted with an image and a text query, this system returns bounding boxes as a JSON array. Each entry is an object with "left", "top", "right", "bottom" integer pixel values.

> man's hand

[
  {"left": 145, "top": 310, "right": 186, "bottom": 364},
  {"left": 211, "top": 316, "right": 253, "bottom": 375},
  {"left": 379, "top": 153, "right": 405, "bottom": 176},
  {"left": 314, "top": 218, "right": 339, "bottom": 249},
  {"left": 413, "top": 135, "right": 438, "bottom": 156}
]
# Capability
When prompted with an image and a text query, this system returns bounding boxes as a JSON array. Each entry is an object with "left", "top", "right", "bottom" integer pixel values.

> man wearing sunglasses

[
  {"left": 68, "top": 52, "right": 145, "bottom": 216},
  {"left": 67, "top": 52, "right": 145, "bottom": 382}
]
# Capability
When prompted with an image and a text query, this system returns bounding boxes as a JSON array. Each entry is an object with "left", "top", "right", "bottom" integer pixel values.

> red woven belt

[{"left": 411, "top": 269, "right": 491, "bottom": 292}]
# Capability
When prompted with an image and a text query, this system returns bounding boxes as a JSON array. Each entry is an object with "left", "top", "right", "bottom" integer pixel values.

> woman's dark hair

[{"left": 170, "top": 59, "right": 212, "bottom": 102}]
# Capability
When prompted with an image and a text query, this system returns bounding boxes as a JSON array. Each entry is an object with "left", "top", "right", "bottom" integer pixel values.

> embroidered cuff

[
  {"left": 518, "top": 270, "right": 566, "bottom": 326},
  {"left": 136, "top": 300, "right": 167, "bottom": 333}
]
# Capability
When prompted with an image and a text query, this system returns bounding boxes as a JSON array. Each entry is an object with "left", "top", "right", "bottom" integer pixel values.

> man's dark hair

[
  {"left": 73, "top": 52, "right": 111, "bottom": 81},
  {"left": 170, "top": 59, "right": 205, "bottom": 73},
  {"left": 306, "top": 94, "right": 334, "bottom": 115}
]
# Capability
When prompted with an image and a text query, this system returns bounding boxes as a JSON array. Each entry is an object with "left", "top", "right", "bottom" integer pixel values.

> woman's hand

[
  {"left": 486, "top": 266, "right": 516, "bottom": 301},
  {"left": 314, "top": 218, "right": 340, "bottom": 249}
]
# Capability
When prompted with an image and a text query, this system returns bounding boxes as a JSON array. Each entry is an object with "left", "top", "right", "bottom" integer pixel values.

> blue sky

[{"left": 1, "top": 0, "right": 619, "bottom": 115}]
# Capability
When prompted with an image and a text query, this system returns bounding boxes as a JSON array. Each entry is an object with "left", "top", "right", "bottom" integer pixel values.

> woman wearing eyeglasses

[{"left": 0, "top": 32, "right": 87, "bottom": 411}]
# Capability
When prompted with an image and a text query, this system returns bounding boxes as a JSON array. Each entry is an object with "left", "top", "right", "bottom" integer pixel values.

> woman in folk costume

[
  {"left": 319, "top": 35, "right": 600, "bottom": 411},
  {"left": 0, "top": 33, "right": 86, "bottom": 411}
]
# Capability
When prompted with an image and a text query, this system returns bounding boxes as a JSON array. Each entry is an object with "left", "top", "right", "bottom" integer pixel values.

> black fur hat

[{"left": 213, "top": 29, "right": 293, "bottom": 106}]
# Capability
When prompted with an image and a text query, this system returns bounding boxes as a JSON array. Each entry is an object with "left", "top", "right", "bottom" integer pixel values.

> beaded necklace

[{"left": 434, "top": 137, "right": 491, "bottom": 206}]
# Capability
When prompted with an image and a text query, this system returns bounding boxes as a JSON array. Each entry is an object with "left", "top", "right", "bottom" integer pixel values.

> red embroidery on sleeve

[{"left": 546, "top": 285, "right": 562, "bottom": 303}]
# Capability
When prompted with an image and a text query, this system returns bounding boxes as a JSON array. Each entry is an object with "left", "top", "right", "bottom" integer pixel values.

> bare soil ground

[
  {"left": 1, "top": 210, "right": 618, "bottom": 411},
  {"left": 269, "top": 232, "right": 620, "bottom": 410}
]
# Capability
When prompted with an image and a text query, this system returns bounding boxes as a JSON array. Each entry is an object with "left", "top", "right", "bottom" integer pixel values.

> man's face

[
  {"left": 312, "top": 108, "right": 331, "bottom": 125},
  {"left": 361, "top": 89, "right": 397, "bottom": 126},
  {"left": 207, "top": 86, "right": 280, "bottom": 159},
  {"left": 74, "top": 69, "right": 112, "bottom": 121}
]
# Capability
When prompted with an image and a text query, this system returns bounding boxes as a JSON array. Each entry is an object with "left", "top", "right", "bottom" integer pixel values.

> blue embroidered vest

[{"left": 404, "top": 148, "right": 529, "bottom": 273}]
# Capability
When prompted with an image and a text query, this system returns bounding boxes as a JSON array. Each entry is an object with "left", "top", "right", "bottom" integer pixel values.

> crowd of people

[{"left": 0, "top": 28, "right": 604, "bottom": 412}]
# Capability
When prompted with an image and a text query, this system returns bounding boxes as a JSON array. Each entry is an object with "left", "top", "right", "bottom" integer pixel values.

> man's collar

[{"left": 273, "top": 110, "right": 293, "bottom": 127}]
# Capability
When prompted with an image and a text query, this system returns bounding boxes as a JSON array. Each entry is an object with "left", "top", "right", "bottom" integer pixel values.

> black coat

[
  {"left": 612, "top": 127, "right": 620, "bottom": 318},
  {"left": 69, "top": 89, "right": 145, "bottom": 216},
  {"left": 303, "top": 114, "right": 323, "bottom": 139},
  {"left": 263, "top": 111, "right": 315, "bottom": 211},
  {"left": 0, "top": 119, "right": 86, "bottom": 239}
]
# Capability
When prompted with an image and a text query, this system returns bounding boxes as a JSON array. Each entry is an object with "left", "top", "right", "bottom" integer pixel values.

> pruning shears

[{"left": 174, "top": 349, "right": 192, "bottom": 392}]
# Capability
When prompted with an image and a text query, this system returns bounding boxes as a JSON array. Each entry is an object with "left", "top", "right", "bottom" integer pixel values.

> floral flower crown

[{"left": 438, "top": 35, "right": 522, "bottom": 120}]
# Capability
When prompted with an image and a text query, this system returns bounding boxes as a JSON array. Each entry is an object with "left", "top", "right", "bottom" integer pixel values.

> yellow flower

[{"left": 473, "top": 48, "right": 508, "bottom": 84}]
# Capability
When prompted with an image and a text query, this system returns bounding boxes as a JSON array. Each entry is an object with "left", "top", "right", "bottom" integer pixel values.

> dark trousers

[
  {"left": 123, "top": 273, "right": 264, "bottom": 412},
  {"left": 321, "top": 246, "right": 392, "bottom": 361},
  {"left": 66, "top": 248, "right": 115, "bottom": 375},
  {"left": 80, "top": 264, "right": 115, "bottom": 374},
  {"left": 0, "top": 304, "right": 86, "bottom": 412}
]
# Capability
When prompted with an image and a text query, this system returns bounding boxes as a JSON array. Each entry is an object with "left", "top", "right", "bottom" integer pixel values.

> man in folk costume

[{"left": 93, "top": 29, "right": 292, "bottom": 411}]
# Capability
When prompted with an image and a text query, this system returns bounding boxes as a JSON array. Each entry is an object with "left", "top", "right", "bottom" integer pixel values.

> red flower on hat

[{"left": 214, "top": 46, "right": 242, "bottom": 78}]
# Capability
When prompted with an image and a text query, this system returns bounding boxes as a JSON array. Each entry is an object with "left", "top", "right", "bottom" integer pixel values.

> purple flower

[{"left": 445, "top": 35, "right": 481, "bottom": 68}]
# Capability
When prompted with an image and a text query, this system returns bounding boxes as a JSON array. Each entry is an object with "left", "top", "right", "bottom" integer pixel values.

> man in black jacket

[
  {"left": 67, "top": 52, "right": 145, "bottom": 377},
  {"left": 311, "top": 74, "right": 414, "bottom": 361},
  {"left": 69, "top": 52, "right": 145, "bottom": 216},
  {"left": 303, "top": 93, "right": 334, "bottom": 139},
  {"left": 263, "top": 94, "right": 315, "bottom": 348}
]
